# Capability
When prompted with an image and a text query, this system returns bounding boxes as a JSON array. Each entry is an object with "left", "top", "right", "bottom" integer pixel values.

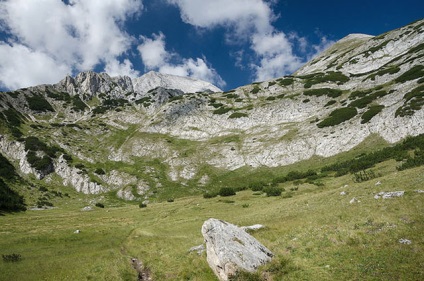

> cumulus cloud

[
  {"left": 138, "top": 33, "right": 226, "bottom": 88},
  {"left": 0, "top": 0, "right": 142, "bottom": 90},
  {"left": 167, "top": 0, "right": 304, "bottom": 81}
]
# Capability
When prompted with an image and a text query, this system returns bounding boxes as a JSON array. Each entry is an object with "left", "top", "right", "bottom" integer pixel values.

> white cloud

[
  {"left": 137, "top": 33, "right": 226, "bottom": 88},
  {"left": 167, "top": 0, "right": 304, "bottom": 81},
  {"left": 0, "top": 42, "right": 71, "bottom": 90},
  {"left": 0, "top": 0, "right": 143, "bottom": 90},
  {"left": 104, "top": 59, "right": 140, "bottom": 78},
  {"left": 251, "top": 32, "right": 302, "bottom": 81},
  {"left": 167, "top": 0, "right": 274, "bottom": 36}
]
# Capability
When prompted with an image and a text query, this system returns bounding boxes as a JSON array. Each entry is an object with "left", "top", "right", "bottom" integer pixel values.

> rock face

[
  {"left": 201, "top": 218, "right": 273, "bottom": 281},
  {"left": 133, "top": 71, "right": 222, "bottom": 95}
]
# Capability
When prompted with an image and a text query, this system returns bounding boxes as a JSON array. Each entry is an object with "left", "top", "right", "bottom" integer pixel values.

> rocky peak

[
  {"left": 132, "top": 71, "right": 222, "bottom": 95},
  {"left": 55, "top": 71, "right": 133, "bottom": 99}
]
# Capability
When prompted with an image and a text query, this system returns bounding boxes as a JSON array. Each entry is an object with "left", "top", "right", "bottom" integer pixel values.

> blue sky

[{"left": 0, "top": 0, "right": 422, "bottom": 91}]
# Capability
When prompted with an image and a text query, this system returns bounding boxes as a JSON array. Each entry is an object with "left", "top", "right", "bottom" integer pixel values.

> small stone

[
  {"left": 399, "top": 238, "right": 412, "bottom": 245},
  {"left": 74, "top": 229, "right": 80, "bottom": 234},
  {"left": 340, "top": 191, "right": 347, "bottom": 196},
  {"left": 375, "top": 181, "right": 382, "bottom": 186},
  {"left": 188, "top": 244, "right": 205, "bottom": 255},
  {"left": 349, "top": 197, "right": 360, "bottom": 204}
]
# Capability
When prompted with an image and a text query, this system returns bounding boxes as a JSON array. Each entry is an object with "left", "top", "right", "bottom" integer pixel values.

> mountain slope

[{"left": 0, "top": 19, "right": 423, "bottom": 203}]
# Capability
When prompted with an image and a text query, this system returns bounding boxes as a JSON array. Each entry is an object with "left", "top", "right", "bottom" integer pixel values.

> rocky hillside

[{"left": 0, "top": 19, "right": 423, "bottom": 203}]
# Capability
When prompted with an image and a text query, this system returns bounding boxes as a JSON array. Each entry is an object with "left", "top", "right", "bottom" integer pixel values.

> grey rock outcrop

[{"left": 201, "top": 218, "right": 273, "bottom": 281}]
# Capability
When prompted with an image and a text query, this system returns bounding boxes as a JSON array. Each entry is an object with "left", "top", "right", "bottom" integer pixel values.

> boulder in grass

[{"left": 201, "top": 218, "right": 273, "bottom": 281}]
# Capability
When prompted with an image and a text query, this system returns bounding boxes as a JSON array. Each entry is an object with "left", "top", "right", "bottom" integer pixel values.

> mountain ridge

[{"left": 0, "top": 19, "right": 423, "bottom": 201}]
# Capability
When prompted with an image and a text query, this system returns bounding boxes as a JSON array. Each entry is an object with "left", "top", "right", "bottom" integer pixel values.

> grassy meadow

[{"left": 1, "top": 159, "right": 423, "bottom": 280}]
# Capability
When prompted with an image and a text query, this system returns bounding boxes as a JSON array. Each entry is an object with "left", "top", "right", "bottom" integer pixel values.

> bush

[
  {"left": 139, "top": 203, "right": 147, "bottom": 208},
  {"left": 248, "top": 181, "right": 265, "bottom": 191},
  {"left": 167, "top": 198, "right": 174, "bottom": 203},
  {"left": 304, "top": 88, "right": 343, "bottom": 98},
  {"left": 213, "top": 107, "right": 232, "bottom": 115},
  {"left": 395, "top": 65, "right": 424, "bottom": 83},
  {"left": 218, "top": 187, "right": 236, "bottom": 197},
  {"left": 361, "top": 105, "right": 384, "bottom": 123},
  {"left": 94, "top": 168, "right": 106, "bottom": 175},
  {"left": 263, "top": 186, "right": 283, "bottom": 197},
  {"left": 95, "top": 202, "right": 105, "bottom": 208},
  {"left": 317, "top": 107, "right": 357, "bottom": 128},
  {"left": 26, "top": 94, "right": 54, "bottom": 112},
  {"left": 0, "top": 179, "right": 26, "bottom": 212},
  {"left": 2, "top": 253, "right": 22, "bottom": 262},
  {"left": 229, "top": 112, "right": 248, "bottom": 119},
  {"left": 203, "top": 192, "right": 218, "bottom": 199}
]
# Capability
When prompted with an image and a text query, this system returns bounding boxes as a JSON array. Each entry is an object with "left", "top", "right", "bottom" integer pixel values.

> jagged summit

[{"left": 132, "top": 71, "right": 222, "bottom": 95}]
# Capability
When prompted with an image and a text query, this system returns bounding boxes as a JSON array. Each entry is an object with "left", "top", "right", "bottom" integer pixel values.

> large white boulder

[{"left": 201, "top": 218, "right": 273, "bottom": 281}]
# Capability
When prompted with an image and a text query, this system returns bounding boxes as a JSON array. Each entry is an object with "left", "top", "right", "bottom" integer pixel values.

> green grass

[{"left": 0, "top": 161, "right": 422, "bottom": 280}]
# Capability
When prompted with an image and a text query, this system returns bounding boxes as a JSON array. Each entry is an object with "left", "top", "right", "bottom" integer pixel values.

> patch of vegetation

[
  {"left": 324, "top": 100, "right": 337, "bottom": 107},
  {"left": 24, "top": 136, "right": 62, "bottom": 172},
  {"left": 228, "top": 112, "right": 248, "bottom": 119},
  {"left": 218, "top": 187, "right": 236, "bottom": 197},
  {"left": 46, "top": 89, "right": 71, "bottom": 102},
  {"left": 0, "top": 153, "right": 18, "bottom": 180},
  {"left": 26, "top": 94, "right": 54, "bottom": 112},
  {"left": 366, "top": 66, "right": 400, "bottom": 81},
  {"left": 2, "top": 253, "right": 22, "bottom": 263},
  {"left": 251, "top": 85, "right": 261, "bottom": 94},
  {"left": 304, "top": 88, "right": 343, "bottom": 98},
  {"left": 361, "top": 105, "right": 385, "bottom": 124},
  {"left": 277, "top": 77, "right": 294, "bottom": 86},
  {"left": 349, "top": 90, "right": 388, "bottom": 109},
  {"left": 322, "top": 134, "right": 424, "bottom": 175},
  {"left": 317, "top": 107, "right": 358, "bottom": 128},
  {"left": 302, "top": 71, "right": 349, "bottom": 88},
  {"left": 395, "top": 84, "right": 424, "bottom": 117},
  {"left": 95, "top": 202, "right": 105, "bottom": 208},
  {"left": 203, "top": 192, "right": 218, "bottom": 199},
  {"left": 213, "top": 107, "right": 232, "bottom": 115},
  {"left": 0, "top": 179, "right": 26, "bottom": 212},
  {"left": 395, "top": 65, "right": 424, "bottom": 83},
  {"left": 263, "top": 186, "right": 283, "bottom": 197},
  {"left": 71, "top": 95, "right": 88, "bottom": 112},
  {"left": 266, "top": 96, "right": 276, "bottom": 101},
  {"left": 135, "top": 97, "right": 152, "bottom": 105},
  {"left": 353, "top": 169, "right": 377, "bottom": 182},
  {"left": 94, "top": 168, "right": 106, "bottom": 175}
]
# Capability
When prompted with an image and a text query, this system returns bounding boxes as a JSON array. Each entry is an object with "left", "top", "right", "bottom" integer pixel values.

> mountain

[
  {"left": 133, "top": 71, "right": 222, "bottom": 94},
  {"left": 0, "top": 19, "right": 423, "bottom": 204}
]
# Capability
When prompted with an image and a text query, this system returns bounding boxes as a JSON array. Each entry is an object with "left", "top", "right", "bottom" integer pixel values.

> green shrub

[
  {"left": 26, "top": 94, "right": 54, "bottom": 112},
  {"left": 94, "top": 168, "right": 106, "bottom": 175},
  {"left": 277, "top": 77, "right": 294, "bottom": 86},
  {"left": 317, "top": 107, "right": 357, "bottom": 128},
  {"left": 304, "top": 88, "right": 343, "bottom": 98},
  {"left": 248, "top": 181, "right": 265, "bottom": 191},
  {"left": 361, "top": 105, "right": 384, "bottom": 123},
  {"left": 395, "top": 84, "right": 424, "bottom": 117},
  {"left": 167, "top": 198, "right": 174, "bottom": 203},
  {"left": 0, "top": 153, "right": 18, "bottom": 180},
  {"left": 203, "top": 192, "right": 218, "bottom": 199},
  {"left": 95, "top": 202, "right": 105, "bottom": 208},
  {"left": 2, "top": 253, "right": 22, "bottom": 262},
  {"left": 324, "top": 100, "right": 337, "bottom": 107},
  {"left": 218, "top": 187, "right": 236, "bottom": 197},
  {"left": 228, "top": 112, "right": 248, "bottom": 119},
  {"left": 0, "top": 179, "right": 26, "bottom": 212},
  {"left": 139, "top": 203, "right": 147, "bottom": 208},
  {"left": 263, "top": 186, "right": 282, "bottom": 197},
  {"left": 349, "top": 91, "right": 387, "bottom": 108},
  {"left": 213, "top": 107, "right": 232, "bottom": 115},
  {"left": 395, "top": 65, "right": 424, "bottom": 83},
  {"left": 251, "top": 85, "right": 260, "bottom": 94},
  {"left": 71, "top": 96, "right": 88, "bottom": 111}
]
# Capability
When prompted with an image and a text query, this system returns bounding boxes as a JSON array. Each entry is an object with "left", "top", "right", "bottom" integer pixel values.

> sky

[{"left": 0, "top": 0, "right": 423, "bottom": 92}]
